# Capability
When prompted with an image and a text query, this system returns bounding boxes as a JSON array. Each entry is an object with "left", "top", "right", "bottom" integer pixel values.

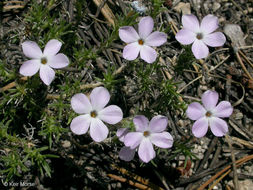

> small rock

[
  {"left": 224, "top": 24, "right": 246, "bottom": 49},
  {"left": 61, "top": 140, "right": 71, "bottom": 148},
  {"left": 213, "top": 2, "right": 221, "bottom": 12},
  {"left": 174, "top": 2, "right": 191, "bottom": 15},
  {"left": 228, "top": 179, "right": 253, "bottom": 190}
]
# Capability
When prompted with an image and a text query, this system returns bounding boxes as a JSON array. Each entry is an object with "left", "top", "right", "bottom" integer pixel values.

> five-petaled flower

[
  {"left": 186, "top": 90, "right": 233, "bottom": 138},
  {"left": 70, "top": 87, "right": 123, "bottom": 142},
  {"left": 175, "top": 14, "right": 226, "bottom": 59},
  {"left": 20, "top": 39, "right": 70, "bottom": 85},
  {"left": 119, "top": 16, "right": 167, "bottom": 64},
  {"left": 123, "top": 115, "right": 173, "bottom": 163}
]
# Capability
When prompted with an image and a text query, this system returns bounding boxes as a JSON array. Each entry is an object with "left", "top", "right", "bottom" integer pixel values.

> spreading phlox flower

[
  {"left": 186, "top": 90, "right": 233, "bottom": 138},
  {"left": 70, "top": 87, "right": 123, "bottom": 142},
  {"left": 116, "top": 128, "right": 136, "bottom": 162},
  {"left": 175, "top": 14, "right": 226, "bottom": 59},
  {"left": 123, "top": 115, "right": 173, "bottom": 163},
  {"left": 20, "top": 39, "right": 69, "bottom": 85},
  {"left": 119, "top": 16, "right": 167, "bottom": 63}
]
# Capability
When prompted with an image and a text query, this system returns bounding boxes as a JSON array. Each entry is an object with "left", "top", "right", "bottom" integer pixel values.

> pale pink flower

[
  {"left": 123, "top": 115, "right": 173, "bottom": 163},
  {"left": 176, "top": 14, "right": 226, "bottom": 59},
  {"left": 186, "top": 90, "right": 233, "bottom": 138},
  {"left": 19, "top": 39, "right": 69, "bottom": 85},
  {"left": 70, "top": 87, "right": 123, "bottom": 142},
  {"left": 119, "top": 16, "right": 167, "bottom": 63}
]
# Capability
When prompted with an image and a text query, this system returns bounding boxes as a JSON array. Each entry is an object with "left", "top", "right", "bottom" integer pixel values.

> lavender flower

[
  {"left": 20, "top": 39, "right": 69, "bottom": 85},
  {"left": 123, "top": 115, "right": 173, "bottom": 163},
  {"left": 186, "top": 90, "right": 233, "bottom": 138},
  {"left": 70, "top": 87, "right": 123, "bottom": 142},
  {"left": 119, "top": 16, "right": 167, "bottom": 63},
  {"left": 176, "top": 14, "right": 226, "bottom": 59}
]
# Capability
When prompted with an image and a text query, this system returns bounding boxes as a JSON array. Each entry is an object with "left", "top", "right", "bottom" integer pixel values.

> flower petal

[
  {"left": 203, "top": 32, "right": 226, "bottom": 47},
  {"left": 119, "top": 146, "right": 136, "bottom": 162},
  {"left": 191, "top": 40, "right": 209, "bottom": 59},
  {"left": 98, "top": 105, "right": 123, "bottom": 124},
  {"left": 39, "top": 65, "right": 55, "bottom": 85},
  {"left": 133, "top": 115, "right": 149, "bottom": 132},
  {"left": 175, "top": 29, "right": 196, "bottom": 45},
  {"left": 116, "top": 128, "right": 129, "bottom": 142},
  {"left": 182, "top": 14, "right": 200, "bottom": 33},
  {"left": 123, "top": 42, "right": 141, "bottom": 61},
  {"left": 49, "top": 53, "right": 69, "bottom": 69},
  {"left": 19, "top": 60, "right": 40, "bottom": 76},
  {"left": 186, "top": 102, "right": 206, "bottom": 120},
  {"left": 200, "top": 14, "right": 219, "bottom": 34},
  {"left": 145, "top": 31, "right": 167, "bottom": 47},
  {"left": 150, "top": 132, "right": 173, "bottom": 148},
  {"left": 70, "top": 115, "right": 91, "bottom": 135},
  {"left": 209, "top": 117, "right": 228, "bottom": 137},
  {"left": 140, "top": 45, "right": 157, "bottom": 63},
  {"left": 138, "top": 16, "right": 154, "bottom": 39},
  {"left": 71, "top": 93, "right": 92, "bottom": 114},
  {"left": 43, "top": 39, "right": 62, "bottom": 56},
  {"left": 149, "top": 115, "right": 168, "bottom": 133},
  {"left": 119, "top": 26, "right": 139, "bottom": 43},
  {"left": 22, "top": 41, "right": 42, "bottom": 59},
  {"left": 124, "top": 132, "right": 143, "bottom": 149},
  {"left": 138, "top": 138, "right": 155, "bottom": 163},
  {"left": 90, "top": 87, "right": 110, "bottom": 111},
  {"left": 202, "top": 90, "right": 219, "bottom": 110},
  {"left": 90, "top": 119, "right": 109, "bottom": 142},
  {"left": 213, "top": 101, "right": 233, "bottom": 118},
  {"left": 192, "top": 117, "right": 209, "bottom": 138}
]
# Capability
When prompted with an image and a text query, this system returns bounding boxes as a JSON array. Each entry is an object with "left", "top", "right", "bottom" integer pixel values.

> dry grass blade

[
  {"left": 107, "top": 174, "right": 153, "bottom": 190},
  {"left": 0, "top": 76, "right": 27, "bottom": 92},
  {"left": 197, "top": 154, "right": 253, "bottom": 190},
  {"left": 92, "top": 0, "right": 116, "bottom": 26},
  {"left": 110, "top": 164, "right": 164, "bottom": 190},
  {"left": 235, "top": 52, "right": 253, "bottom": 81}
]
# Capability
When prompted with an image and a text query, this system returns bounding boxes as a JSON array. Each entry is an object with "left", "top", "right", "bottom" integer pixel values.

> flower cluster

[{"left": 17, "top": 13, "right": 233, "bottom": 164}]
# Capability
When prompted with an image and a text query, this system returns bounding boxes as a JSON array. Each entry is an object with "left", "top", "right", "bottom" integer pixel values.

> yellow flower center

[
  {"left": 138, "top": 39, "right": 144, "bottom": 45},
  {"left": 90, "top": 111, "right": 97, "bottom": 118},
  {"left": 205, "top": 111, "right": 212, "bottom": 117},
  {"left": 41, "top": 57, "right": 47, "bottom": 65},
  {"left": 196, "top": 33, "right": 203, "bottom": 40},
  {"left": 143, "top": 131, "right": 150, "bottom": 137}
]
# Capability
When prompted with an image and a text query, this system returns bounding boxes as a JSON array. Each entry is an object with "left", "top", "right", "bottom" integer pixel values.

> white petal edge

[
  {"left": 90, "top": 119, "right": 109, "bottom": 142},
  {"left": 150, "top": 132, "right": 173, "bottom": 148},
  {"left": 22, "top": 41, "right": 42, "bottom": 59},
  {"left": 138, "top": 138, "right": 155, "bottom": 163},
  {"left": 49, "top": 53, "right": 69, "bottom": 69},
  {"left": 71, "top": 93, "right": 92, "bottom": 114},
  {"left": 90, "top": 87, "right": 110, "bottom": 111},
  {"left": 98, "top": 105, "right": 123, "bottom": 124},
  {"left": 43, "top": 39, "right": 62, "bottom": 56},
  {"left": 186, "top": 102, "right": 206, "bottom": 120},
  {"left": 39, "top": 65, "right": 55, "bottom": 85},
  {"left": 70, "top": 114, "right": 91, "bottom": 135},
  {"left": 19, "top": 59, "right": 41, "bottom": 76},
  {"left": 138, "top": 16, "right": 154, "bottom": 39}
]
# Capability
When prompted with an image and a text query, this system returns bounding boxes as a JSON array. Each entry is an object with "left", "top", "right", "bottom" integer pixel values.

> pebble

[
  {"left": 61, "top": 140, "right": 71, "bottom": 148},
  {"left": 213, "top": 2, "right": 221, "bottom": 12}
]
